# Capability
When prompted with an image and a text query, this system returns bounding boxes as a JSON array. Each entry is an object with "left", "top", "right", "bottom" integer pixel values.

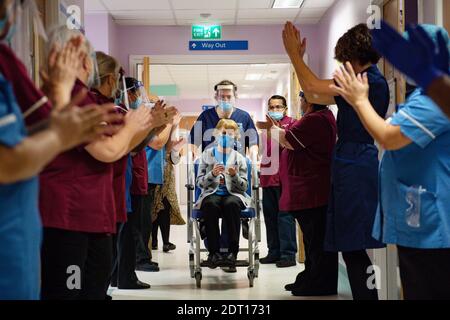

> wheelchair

[{"left": 186, "top": 155, "right": 261, "bottom": 288}]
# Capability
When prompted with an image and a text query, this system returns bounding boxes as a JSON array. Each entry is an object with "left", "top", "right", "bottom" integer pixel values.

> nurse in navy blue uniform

[{"left": 283, "top": 22, "right": 388, "bottom": 300}]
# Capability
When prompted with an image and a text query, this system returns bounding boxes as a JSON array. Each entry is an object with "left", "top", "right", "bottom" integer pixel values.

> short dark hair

[
  {"left": 214, "top": 80, "right": 238, "bottom": 92},
  {"left": 125, "top": 77, "right": 140, "bottom": 94},
  {"left": 335, "top": 23, "right": 381, "bottom": 65},
  {"left": 300, "top": 91, "right": 327, "bottom": 111},
  {"left": 268, "top": 95, "right": 287, "bottom": 107}
]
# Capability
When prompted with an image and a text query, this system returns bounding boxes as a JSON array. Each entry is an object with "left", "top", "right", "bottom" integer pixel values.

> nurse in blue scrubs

[
  {"left": 283, "top": 22, "right": 389, "bottom": 300},
  {"left": 331, "top": 24, "right": 450, "bottom": 300},
  {"left": 0, "top": 0, "right": 123, "bottom": 299}
]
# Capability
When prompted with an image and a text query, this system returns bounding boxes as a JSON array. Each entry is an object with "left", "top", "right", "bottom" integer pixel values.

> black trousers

[
  {"left": 41, "top": 228, "right": 112, "bottom": 300},
  {"left": 262, "top": 187, "right": 281, "bottom": 258},
  {"left": 341, "top": 250, "right": 379, "bottom": 300},
  {"left": 111, "top": 196, "right": 144, "bottom": 286},
  {"left": 110, "top": 222, "right": 123, "bottom": 286},
  {"left": 201, "top": 194, "right": 243, "bottom": 255},
  {"left": 291, "top": 206, "right": 338, "bottom": 295},
  {"left": 134, "top": 184, "right": 155, "bottom": 264},
  {"left": 398, "top": 246, "right": 450, "bottom": 300},
  {"left": 152, "top": 197, "right": 171, "bottom": 246}
]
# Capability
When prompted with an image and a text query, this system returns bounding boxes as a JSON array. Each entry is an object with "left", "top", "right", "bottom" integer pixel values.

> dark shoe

[
  {"left": 152, "top": 244, "right": 158, "bottom": 250},
  {"left": 207, "top": 253, "right": 223, "bottom": 269},
  {"left": 163, "top": 242, "right": 176, "bottom": 252},
  {"left": 110, "top": 278, "right": 118, "bottom": 288},
  {"left": 136, "top": 263, "right": 160, "bottom": 272},
  {"left": 242, "top": 219, "right": 249, "bottom": 240},
  {"left": 221, "top": 266, "right": 237, "bottom": 273},
  {"left": 118, "top": 280, "right": 151, "bottom": 290},
  {"left": 291, "top": 287, "right": 337, "bottom": 297},
  {"left": 276, "top": 259, "right": 296, "bottom": 268},
  {"left": 285, "top": 272, "right": 305, "bottom": 291},
  {"left": 223, "top": 253, "right": 237, "bottom": 267},
  {"left": 260, "top": 255, "right": 280, "bottom": 264},
  {"left": 149, "top": 260, "right": 159, "bottom": 266}
]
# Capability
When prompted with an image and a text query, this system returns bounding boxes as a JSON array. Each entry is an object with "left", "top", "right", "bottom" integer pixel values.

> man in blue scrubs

[
  {"left": 188, "top": 80, "right": 259, "bottom": 272},
  {"left": 188, "top": 80, "right": 259, "bottom": 158}
]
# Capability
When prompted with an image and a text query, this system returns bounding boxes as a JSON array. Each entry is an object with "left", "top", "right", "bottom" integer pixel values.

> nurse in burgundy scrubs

[
  {"left": 38, "top": 27, "right": 177, "bottom": 300},
  {"left": 0, "top": 0, "right": 123, "bottom": 300},
  {"left": 258, "top": 92, "right": 338, "bottom": 296}
]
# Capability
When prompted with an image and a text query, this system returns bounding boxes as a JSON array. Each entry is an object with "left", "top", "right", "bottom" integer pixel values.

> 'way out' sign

[
  {"left": 192, "top": 25, "right": 222, "bottom": 40},
  {"left": 189, "top": 41, "right": 248, "bottom": 51}
]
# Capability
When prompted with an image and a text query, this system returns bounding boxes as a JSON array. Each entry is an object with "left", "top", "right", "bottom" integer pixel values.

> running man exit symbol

[{"left": 192, "top": 25, "right": 222, "bottom": 40}]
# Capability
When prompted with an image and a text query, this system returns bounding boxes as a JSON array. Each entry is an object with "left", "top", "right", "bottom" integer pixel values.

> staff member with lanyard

[
  {"left": 259, "top": 95, "right": 297, "bottom": 268},
  {"left": 283, "top": 22, "right": 389, "bottom": 300},
  {"left": 259, "top": 93, "right": 338, "bottom": 296}
]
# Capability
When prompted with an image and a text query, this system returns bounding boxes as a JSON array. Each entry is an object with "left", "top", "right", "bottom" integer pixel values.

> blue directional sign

[{"left": 189, "top": 40, "right": 248, "bottom": 51}]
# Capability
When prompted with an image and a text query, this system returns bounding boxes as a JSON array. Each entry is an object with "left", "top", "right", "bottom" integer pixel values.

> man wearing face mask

[
  {"left": 259, "top": 95, "right": 297, "bottom": 268},
  {"left": 257, "top": 91, "right": 338, "bottom": 295},
  {"left": 188, "top": 80, "right": 259, "bottom": 159},
  {"left": 188, "top": 80, "right": 259, "bottom": 271}
]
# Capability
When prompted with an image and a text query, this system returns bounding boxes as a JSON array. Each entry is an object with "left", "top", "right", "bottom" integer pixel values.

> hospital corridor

[{"left": 1, "top": 0, "right": 450, "bottom": 309}]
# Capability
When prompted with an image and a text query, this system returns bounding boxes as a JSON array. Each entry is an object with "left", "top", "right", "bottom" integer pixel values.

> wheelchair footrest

[{"left": 200, "top": 260, "right": 250, "bottom": 268}]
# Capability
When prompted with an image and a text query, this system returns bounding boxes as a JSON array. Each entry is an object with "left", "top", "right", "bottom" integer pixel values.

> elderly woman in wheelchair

[{"left": 194, "top": 119, "right": 252, "bottom": 269}]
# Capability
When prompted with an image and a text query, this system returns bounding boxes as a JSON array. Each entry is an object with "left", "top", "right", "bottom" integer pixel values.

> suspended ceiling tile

[
  {"left": 171, "top": 0, "right": 237, "bottom": 10},
  {"left": 102, "top": 0, "right": 172, "bottom": 10},
  {"left": 238, "top": 0, "right": 273, "bottom": 9}
]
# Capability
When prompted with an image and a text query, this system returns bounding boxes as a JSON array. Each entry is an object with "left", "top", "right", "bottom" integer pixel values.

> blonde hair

[
  {"left": 215, "top": 119, "right": 240, "bottom": 139},
  {"left": 96, "top": 51, "right": 120, "bottom": 85}
]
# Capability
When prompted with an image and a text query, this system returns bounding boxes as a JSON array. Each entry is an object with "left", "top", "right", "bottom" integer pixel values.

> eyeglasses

[{"left": 268, "top": 105, "right": 286, "bottom": 111}]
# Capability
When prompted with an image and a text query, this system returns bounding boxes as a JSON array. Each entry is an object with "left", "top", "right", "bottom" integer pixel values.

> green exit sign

[{"left": 192, "top": 25, "right": 222, "bottom": 40}]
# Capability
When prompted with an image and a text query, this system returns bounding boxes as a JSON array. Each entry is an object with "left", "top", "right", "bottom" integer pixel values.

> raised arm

[{"left": 282, "top": 22, "right": 336, "bottom": 105}]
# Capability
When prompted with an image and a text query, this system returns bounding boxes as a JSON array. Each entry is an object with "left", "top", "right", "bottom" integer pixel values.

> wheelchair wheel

[
  {"left": 247, "top": 270, "right": 255, "bottom": 288},
  {"left": 195, "top": 272, "right": 202, "bottom": 288},
  {"left": 254, "top": 253, "right": 260, "bottom": 278},
  {"left": 189, "top": 254, "right": 195, "bottom": 278}
]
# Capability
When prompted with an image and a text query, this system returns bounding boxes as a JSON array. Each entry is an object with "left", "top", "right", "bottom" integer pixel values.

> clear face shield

[
  {"left": 215, "top": 85, "right": 236, "bottom": 113},
  {"left": 47, "top": 25, "right": 100, "bottom": 89},
  {"left": 117, "top": 79, "right": 153, "bottom": 111}
]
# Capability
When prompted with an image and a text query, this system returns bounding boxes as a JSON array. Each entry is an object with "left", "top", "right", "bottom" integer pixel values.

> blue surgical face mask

[
  {"left": 218, "top": 100, "right": 233, "bottom": 113},
  {"left": 219, "top": 134, "right": 234, "bottom": 149},
  {"left": 114, "top": 90, "right": 123, "bottom": 106},
  {"left": 130, "top": 96, "right": 142, "bottom": 110},
  {"left": 268, "top": 111, "right": 284, "bottom": 121}
]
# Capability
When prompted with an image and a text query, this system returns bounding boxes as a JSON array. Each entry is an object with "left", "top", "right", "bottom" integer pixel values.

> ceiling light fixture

[{"left": 272, "top": 0, "right": 305, "bottom": 9}]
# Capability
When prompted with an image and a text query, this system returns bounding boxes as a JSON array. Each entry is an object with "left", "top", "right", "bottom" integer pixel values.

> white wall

[{"left": 316, "top": 0, "right": 372, "bottom": 79}]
